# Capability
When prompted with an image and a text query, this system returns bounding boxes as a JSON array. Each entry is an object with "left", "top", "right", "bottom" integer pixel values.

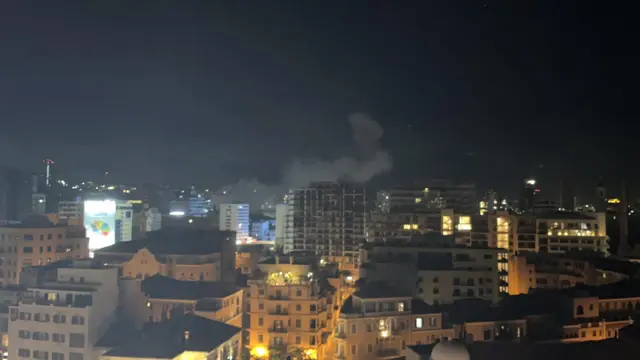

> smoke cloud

[{"left": 214, "top": 112, "right": 392, "bottom": 210}]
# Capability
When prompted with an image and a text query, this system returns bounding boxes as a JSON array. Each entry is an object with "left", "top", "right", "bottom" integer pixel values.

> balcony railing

[
  {"left": 269, "top": 309, "right": 289, "bottom": 315},
  {"left": 377, "top": 348, "right": 400, "bottom": 357},
  {"left": 268, "top": 327, "right": 288, "bottom": 333},
  {"left": 334, "top": 331, "right": 346, "bottom": 339},
  {"left": 21, "top": 297, "right": 92, "bottom": 308}
]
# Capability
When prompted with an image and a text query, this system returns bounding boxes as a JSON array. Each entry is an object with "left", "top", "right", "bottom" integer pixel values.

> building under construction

[{"left": 283, "top": 182, "right": 366, "bottom": 267}]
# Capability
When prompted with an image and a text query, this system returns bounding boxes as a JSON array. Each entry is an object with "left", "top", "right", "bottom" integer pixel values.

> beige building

[
  {"left": 8, "top": 260, "right": 119, "bottom": 360},
  {"left": 334, "top": 284, "right": 455, "bottom": 360},
  {"left": 93, "top": 228, "right": 236, "bottom": 282},
  {"left": 247, "top": 255, "right": 336, "bottom": 360},
  {"left": 508, "top": 253, "right": 629, "bottom": 295},
  {"left": 0, "top": 215, "right": 90, "bottom": 285},
  {"left": 360, "top": 236, "right": 508, "bottom": 305},
  {"left": 236, "top": 247, "right": 262, "bottom": 276},
  {"left": 119, "top": 274, "right": 244, "bottom": 329},
  {"left": 467, "top": 211, "right": 608, "bottom": 254},
  {"left": 369, "top": 209, "right": 609, "bottom": 256}
]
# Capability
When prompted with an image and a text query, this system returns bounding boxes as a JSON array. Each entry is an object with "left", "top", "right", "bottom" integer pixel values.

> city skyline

[{"left": 0, "top": 2, "right": 636, "bottom": 200}]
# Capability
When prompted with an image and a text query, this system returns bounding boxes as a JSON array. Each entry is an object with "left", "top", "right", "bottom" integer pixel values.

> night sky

[{"left": 0, "top": 1, "right": 636, "bottom": 201}]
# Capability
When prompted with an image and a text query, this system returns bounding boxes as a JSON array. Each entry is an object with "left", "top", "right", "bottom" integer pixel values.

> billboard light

[{"left": 84, "top": 200, "right": 116, "bottom": 251}]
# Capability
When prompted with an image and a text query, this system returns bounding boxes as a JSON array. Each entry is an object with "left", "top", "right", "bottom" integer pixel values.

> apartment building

[
  {"left": 100, "top": 313, "right": 241, "bottom": 360},
  {"left": 247, "top": 255, "right": 334, "bottom": 360},
  {"left": 284, "top": 182, "right": 366, "bottom": 270},
  {"left": 0, "top": 285, "right": 24, "bottom": 356},
  {"left": 93, "top": 228, "right": 236, "bottom": 282},
  {"left": 381, "top": 180, "right": 477, "bottom": 214},
  {"left": 219, "top": 204, "right": 250, "bottom": 244},
  {"left": 466, "top": 211, "right": 608, "bottom": 255},
  {"left": 8, "top": 260, "right": 119, "bottom": 360},
  {"left": 508, "top": 253, "right": 630, "bottom": 295},
  {"left": 368, "top": 208, "right": 472, "bottom": 243},
  {"left": 369, "top": 209, "right": 609, "bottom": 256},
  {"left": 119, "top": 274, "right": 244, "bottom": 329},
  {"left": 0, "top": 215, "right": 90, "bottom": 285},
  {"left": 57, "top": 202, "right": 83, "bottom": 224},
  {"left": 333, "top": 283, "right": 455, "bottom": 360},
  {"left": 360, "top": 235, "right": 507, "bottom": 305}
]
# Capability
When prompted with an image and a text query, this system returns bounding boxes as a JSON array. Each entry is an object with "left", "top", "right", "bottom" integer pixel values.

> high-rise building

[
  {"left": 143, "top": 207, "right": 162, "bottom": 232},
  {"left": 115, "top": 201, "right": 133, "bottom": 243},
  {"left": 219, "top": 204, "right": 250, "bottom": 244},
  {"left": 383, "top": 180, "right": 477, "bottom": 214},
  {"left": 284, "top": 182, "right": 366, "bottom": 267},
  {"left": 519, "top": 178, "right": 539, "bottom": 213},
  {"left": 8, "top": 260, "right": 119, "bottom": 360},
  {"left": 42, "top": 158, "right": 54, "bottom": 188},
  {"left": 275, "top": 204, "right": 288, "bottom": 249},
  {"left": 58, "top": 201, "right": 83, "bottom": 219},
  {"left": 168, "top": 185, "right": 210, "bottom": 218}
]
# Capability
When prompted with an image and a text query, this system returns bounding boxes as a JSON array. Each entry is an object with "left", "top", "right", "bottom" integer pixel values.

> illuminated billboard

[{"left": 84, "top": 200, "right": 116, "bottom": 251}]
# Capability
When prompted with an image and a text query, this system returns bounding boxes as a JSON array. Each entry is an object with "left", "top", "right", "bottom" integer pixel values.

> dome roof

[{"left": 430, "top": 340, "right": 470, "bottom": 360}]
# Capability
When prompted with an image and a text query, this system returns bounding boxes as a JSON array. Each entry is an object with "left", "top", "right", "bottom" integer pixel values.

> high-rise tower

[{"left": 42, "top": 158, "right": 54, "bottom": 187}]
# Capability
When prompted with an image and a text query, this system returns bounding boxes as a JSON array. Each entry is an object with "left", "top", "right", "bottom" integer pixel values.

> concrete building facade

[
  {"left": 219, "top": 204, "right": 250, "bottom": 244},
  {"left": 8, "top": 260, "right": 119, "bottom": 360},
  {"left": 0, "top": 216, "right": 89, "bottom": 285}
]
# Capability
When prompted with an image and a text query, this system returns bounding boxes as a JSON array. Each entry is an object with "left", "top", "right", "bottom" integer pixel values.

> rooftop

[
  {"left": 142, "top": 274, "right": 243, "bottom": 300},
  {"left": 567, "top": 280, "right": 640, "bottom": 299},
  {"left": 94, "top": 228, "right": 234, "bottom": 255},
  {"left": 363, "top": 233, "right": 501, "bottom": 251},
  {"left": 102, "top": 313, "right": 241, "bottom": 358},
  {"left": 535, "top": 211, "right": 598, "bottom": 220},
  {"left": 28, "top": 259, "right": 109, "bottom": 271},
  {"left": 354, "top": 281, "right": 412, "bottom": 299},
  {"left": 0, "top": 214, "right": 60, "bottom": 229},
  {"left": 259, "top": 255, "right": 316, "bottom": 266}
]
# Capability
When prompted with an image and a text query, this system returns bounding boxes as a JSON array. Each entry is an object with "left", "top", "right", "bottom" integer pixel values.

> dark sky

[{"left": 0, "top": 1, "right": 637, "bottom": 201}]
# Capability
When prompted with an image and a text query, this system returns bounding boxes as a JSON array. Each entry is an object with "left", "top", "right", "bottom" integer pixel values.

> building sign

[{"left": 83, "top": 200, "right": 116, "bottom": 251}]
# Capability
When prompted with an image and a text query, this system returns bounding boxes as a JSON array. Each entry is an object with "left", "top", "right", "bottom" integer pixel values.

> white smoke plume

[{"left": 214, "top": 113, "right": 392, "bottom": 210}]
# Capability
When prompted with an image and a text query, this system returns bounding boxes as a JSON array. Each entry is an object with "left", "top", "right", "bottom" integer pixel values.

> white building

[
  {"left": 144, "top": 208, "right": 162, "bottom": 232},
  {"left": 59, "top": 202, "right": 83, "bottom": 221},
  {"left": 8, "top": 260, "right": 119, "bottom": 360},
  {"left": 115, "top": 202, "right": 133, "bottom": 243},
  {"left": 219, "top": 204, "right": 249, "bottom": 244},
  {"left": 275, "top": 204, "right": 288, "bottom": 249}
]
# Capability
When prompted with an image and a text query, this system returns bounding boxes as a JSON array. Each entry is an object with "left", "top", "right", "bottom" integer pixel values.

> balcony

[
  {"left": 268, "top": 327, "right": 288, "bottom": 333},
  {"left": 376, "top": 348, "right": 400, "bottom": 357},
  {"left": 21, "top": 297, "right": 92, "bottom": 308},
  {"left": 269, "top": 309, "right": 289, "bottom": 315},
  {"left": 334, "top": 331, "right": 346, "bottom": 339},
  {"left": 268, "top": 295, "right": 289, "bottom": 301}
]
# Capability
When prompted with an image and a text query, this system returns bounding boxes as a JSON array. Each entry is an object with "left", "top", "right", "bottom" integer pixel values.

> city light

[
  {"left": 169, "top": 211, "right": 185, "bottom": 216},
  {"left": 250, "top": 346, "right": 268, "bottom": 358}
]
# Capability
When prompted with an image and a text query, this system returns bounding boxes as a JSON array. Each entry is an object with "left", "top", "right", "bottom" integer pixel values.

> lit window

[{"left": 415, "top": 317, "right": 423, "bottom": 328}]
